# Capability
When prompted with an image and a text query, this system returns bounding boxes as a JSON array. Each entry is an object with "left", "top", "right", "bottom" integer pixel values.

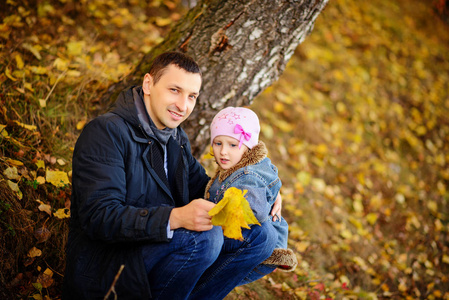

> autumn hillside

[{"left": 1, "top": 0, "right": 449, "bottom": 299}]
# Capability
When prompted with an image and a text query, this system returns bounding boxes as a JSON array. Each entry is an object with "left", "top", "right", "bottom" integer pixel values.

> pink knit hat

[{"left": 210, "top": 107, "right": 260, "bottom": 149}]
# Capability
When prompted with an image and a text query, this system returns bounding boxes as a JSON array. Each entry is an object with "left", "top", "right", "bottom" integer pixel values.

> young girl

[{"left": 205, "top": 106, "right": 297, "bottom": 276}]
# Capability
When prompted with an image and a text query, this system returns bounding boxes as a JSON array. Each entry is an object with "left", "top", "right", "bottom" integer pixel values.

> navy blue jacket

[{"left": 63, "top": 86, "right": 209, "bottom": 299}]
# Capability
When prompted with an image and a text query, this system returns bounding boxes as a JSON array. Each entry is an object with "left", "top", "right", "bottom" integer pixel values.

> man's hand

[
  {"left": 270, "top": 192, "right": 282, "bottom": 222},
  {"left": 169, "top": 199, "right": 215, "bottom": 231}
]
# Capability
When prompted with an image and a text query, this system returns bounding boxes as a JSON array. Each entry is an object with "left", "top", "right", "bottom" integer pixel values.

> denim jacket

[{"left": 205, "top": 141, "right": 288, "bottom": 249}]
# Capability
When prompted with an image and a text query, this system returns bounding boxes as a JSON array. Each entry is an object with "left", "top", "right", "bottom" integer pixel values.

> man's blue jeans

[{"left": 142, "top": 221, "right": 277, "bottom": 300}]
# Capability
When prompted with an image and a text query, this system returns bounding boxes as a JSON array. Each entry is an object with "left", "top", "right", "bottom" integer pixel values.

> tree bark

[{"left": 99, "top": 0, "right": 329, "bottom": 157}]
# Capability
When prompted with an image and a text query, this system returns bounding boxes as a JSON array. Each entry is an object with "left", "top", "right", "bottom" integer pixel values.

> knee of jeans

[
  {"left": 196, "top": 226, "right": 223, "bottom": 263},
  {"left": 251, "top": 222, "right": 277, "bottom": 256}
]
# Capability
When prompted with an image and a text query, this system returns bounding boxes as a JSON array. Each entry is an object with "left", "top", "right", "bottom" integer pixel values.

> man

[{"left": 63, "top": 52, "right": 280, "bottom": 299}]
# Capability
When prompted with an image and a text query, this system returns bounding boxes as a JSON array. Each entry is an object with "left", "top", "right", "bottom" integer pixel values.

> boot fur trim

[{"left": 262, "top": 248, "right": 297, "bottom": 272}]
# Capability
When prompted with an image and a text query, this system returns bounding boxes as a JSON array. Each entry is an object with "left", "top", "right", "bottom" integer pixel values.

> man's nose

[{"left": 176, "top": 96, "right": 188, "bottom": 112}]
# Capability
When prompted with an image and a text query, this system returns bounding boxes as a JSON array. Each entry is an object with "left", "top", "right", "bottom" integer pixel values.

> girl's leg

[{"left": 189, "top": 221, "right": 277, "bottom": 300}]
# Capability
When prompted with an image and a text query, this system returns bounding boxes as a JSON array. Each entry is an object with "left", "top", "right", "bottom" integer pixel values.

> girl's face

[{"left": 212, "top": 135, "right": 248, "bottom": 170}]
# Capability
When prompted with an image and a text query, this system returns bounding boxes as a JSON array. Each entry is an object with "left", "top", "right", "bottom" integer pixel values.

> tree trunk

[{"left": 99, "top": 0, "right": 329, "bottom": 157}]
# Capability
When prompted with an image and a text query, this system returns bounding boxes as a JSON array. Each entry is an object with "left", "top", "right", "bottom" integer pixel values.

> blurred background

[{"left": 1, "top": 0, "right": 448, "bottom": 299}]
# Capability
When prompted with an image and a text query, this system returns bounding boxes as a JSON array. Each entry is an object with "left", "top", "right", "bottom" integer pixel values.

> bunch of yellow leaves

[{"left": 208, "top": 187, "right": 260, "bottom": 240}]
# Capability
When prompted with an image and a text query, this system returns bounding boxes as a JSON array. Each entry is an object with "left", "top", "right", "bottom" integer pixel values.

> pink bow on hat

[{"left": 234, "top": 124, "right": 252, "bottom": 149}]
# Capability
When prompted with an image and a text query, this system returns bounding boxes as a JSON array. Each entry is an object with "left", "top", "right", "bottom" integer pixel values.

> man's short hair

[{"left": 149, "top": 51, "right": 202, "bottom": 85}]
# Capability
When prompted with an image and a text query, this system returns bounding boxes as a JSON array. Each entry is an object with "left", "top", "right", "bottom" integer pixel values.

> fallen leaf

[
  {"left": 7, "top": 180, "right": 23, "bottom": 199},
  {"left": 46, "top": 169, "right": 69, "bottom": 187},
  {"left": 76, "top": 119, "right": 87, "bottom": 130},
  {"left": 54, "top": 208, "right": 70, "bottom": 219},
  {"left": 15, "top": 53, "right": 24, "bottom": 69},
  {"left": 5, "top": 68, "right": 17, "bottom": 81},
  {"left": 14, "top": 120, "right": 37, "bottom": 131},
  {"left": 4, "top": 166, "right": 20, "bottom": 180},
  {"left": 36, "top": 176, "right": 46, "bottom": 184},
  {"left": 29, "top": 66, "right": 47, "bottom": 75},
  {"left": 34, "top": 226, "right": 51, "bottom": 243},
  {"left": 35, "top": 160, "right": 45, "bottom": 169},
  {"left": 28, "top": 247, "right": 42, "bottom": 258},
  {"left": 37, "top": 268, "right": 54, "bottom": 288},
  {"left": 295, "top": 241, "right": 310, "bottom": 252},
  {"left": 67, "top": 41, "right": 85, "bottom": 56},
  {"left": 53, "top": 57, "right": 69, "bottom": 71},
  {"left": 24, "top": 82, "right": 34, "bottom": 92},
  {"left": 36, "top": 199, "right": 52, "bottom": 216},
  {"left": 442, "top": 255, "right": 449, "bottom": 265},
  {"left": 366, "top": 213, "right": 378, "bottom": 225},
  {"left": 0, "top": 124, "right": 9, "bottom": 137},
  {"left": 154, "top": 17, "right": 172, "bottom": 27}
]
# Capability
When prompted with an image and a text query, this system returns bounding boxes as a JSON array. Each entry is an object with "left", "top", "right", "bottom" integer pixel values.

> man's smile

[{"left": 169, "top": 110, "right": 184, "bottom": 119}]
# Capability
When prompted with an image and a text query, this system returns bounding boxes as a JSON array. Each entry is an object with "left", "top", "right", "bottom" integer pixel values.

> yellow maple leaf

[{"left": 208, "top": 187, "right": 260, "bottom": 240}]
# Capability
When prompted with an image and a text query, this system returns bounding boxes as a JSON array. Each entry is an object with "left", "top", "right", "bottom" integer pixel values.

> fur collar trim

[{"left": 204, "top": 141, "right": 268, "bottom": 199}]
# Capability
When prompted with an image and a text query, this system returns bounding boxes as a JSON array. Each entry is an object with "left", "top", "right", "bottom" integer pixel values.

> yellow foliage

[
  {"left": 46, "top": 169, "right": 70, "bottom": 187},
  {"left": 14, "top": 53, "right": 24, "bottom": 69},
  {"left": 4, "top": 166, "right": 20, "bottom": 180},
  {"left": 66, "top": 41, "right": 85, "bottom": 57},
  {"left": 54, "top": 208, "right": 70, "bottom": 219},
  {"left": 76, "top": 120, "right": 87, "bottom": 130},
  {"left": 7, "top": 180, "right": 22, "bottom": 199},
  {"left": 14, "top": 120, "right": 37, "bottom": 131},
  {"left": 208, "top": 187, "right": 260, "bottom": 240},
  {"left": 35, "top": 160, "right": 45, "bottom": 170}
]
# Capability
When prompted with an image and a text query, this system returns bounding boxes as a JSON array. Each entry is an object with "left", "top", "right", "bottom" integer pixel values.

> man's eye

[
  {"left": 189, "top": 95, "right": 197, "bottom": 100},
  {"left": 171, "top": 88, "right": 179, "bottom": 93}
]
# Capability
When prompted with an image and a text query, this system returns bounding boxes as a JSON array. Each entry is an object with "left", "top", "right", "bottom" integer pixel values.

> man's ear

[{"left": 142, "top": 73, "right": 152, "bottom": 95}]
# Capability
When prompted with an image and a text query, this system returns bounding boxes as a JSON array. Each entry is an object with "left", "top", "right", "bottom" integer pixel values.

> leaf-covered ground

[{"left": 1, "top": 0, "right": 449, "bottom": 299}]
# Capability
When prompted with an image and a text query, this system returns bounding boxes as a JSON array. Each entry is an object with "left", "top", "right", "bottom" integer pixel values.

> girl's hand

[{"left": 271, "top": 192, "right": 282, "bottom": 222}]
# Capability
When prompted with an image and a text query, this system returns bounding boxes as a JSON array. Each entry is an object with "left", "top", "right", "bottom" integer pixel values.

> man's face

[{"left": 143, "top": 64, "right": 202, "bottom": 129}]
